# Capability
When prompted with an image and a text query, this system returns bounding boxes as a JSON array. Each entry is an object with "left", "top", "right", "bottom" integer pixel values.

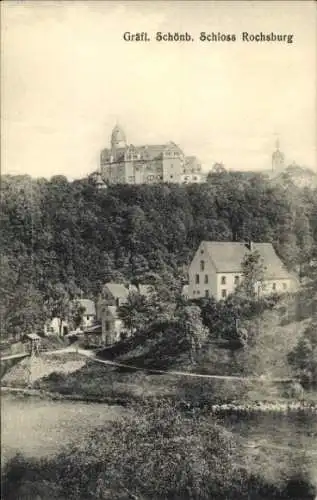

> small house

[{"left": 76, "top": 299, "right": 96, "bottom": 328}]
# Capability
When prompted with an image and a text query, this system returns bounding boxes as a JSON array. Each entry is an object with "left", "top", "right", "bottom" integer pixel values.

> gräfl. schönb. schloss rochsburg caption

[{"left": 122, "top": 31, "right": 295, "bottom": 43}]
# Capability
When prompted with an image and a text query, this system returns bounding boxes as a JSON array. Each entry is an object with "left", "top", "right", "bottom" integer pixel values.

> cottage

[{"left": 188, "top": 241, "right": 299, "bottom": 301}]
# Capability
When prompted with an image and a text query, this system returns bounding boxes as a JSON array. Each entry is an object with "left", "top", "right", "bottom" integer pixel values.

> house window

[
  {"left": 200, "top": 260, "right": 205, "bottom": 271},
  {"left": 200, "top": 249, "right": 204, "bottom": 254},
  {"left": 272, "top": 283, "right": 276, "bottom": 291},
  {"left": 221, "top": 276, "right": 226, "bottom": 285},
  {"left": 204, "top": 275, "right": 208, "bottom": 284},
  {"left": 221, "top": 289, "right": 227, "bottom": 298},
  {"left": 234, "top": 276, "right": 240, "bottom": 285},
  {"left": 195, "top": 274, "right": 200, "bottom": 284},
  {"left": 205, "top": 289, "right": 210, "bottom": 298},
  {"left": 170, "top": 175, "right": 173, "bottom": 179}
]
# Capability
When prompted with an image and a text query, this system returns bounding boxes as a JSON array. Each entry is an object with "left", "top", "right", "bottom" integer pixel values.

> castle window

[
  {"left": 205, "top": 289, "right": 210, "bottom": 297},
  {"left": 195, "top": 274, "right": 200, "bottom": 284},
  {"left": 221, "top": 289, "right": 227, "bottom": 298},
  {"left": 221, "top": 276, "right": 226, "bottom": 285},
  {"left": 200, "top": 260, "right": 205, "bottom": 271},
  {"left": 170, "top": 175, "right": 173, "bottom": 179},
  {"left": 204, "top": 275, "right": 208, "bottom": 284},
  {"left": 234, "top": 276, "right": 240, "bottom": 285}
]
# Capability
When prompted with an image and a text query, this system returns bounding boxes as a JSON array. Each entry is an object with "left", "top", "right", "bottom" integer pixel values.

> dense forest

[{"left": 1, "top": 170, "right": 317, "bottom": 337}]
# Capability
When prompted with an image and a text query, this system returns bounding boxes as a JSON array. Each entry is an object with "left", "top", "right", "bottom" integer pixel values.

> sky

[{"left": 1, "top": 0, "right": 316, "bottom": 179}]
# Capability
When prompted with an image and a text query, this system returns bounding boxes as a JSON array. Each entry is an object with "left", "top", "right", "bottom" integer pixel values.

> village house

[
  {"left": 188, "top": 241, "right": 299, "bottom": 301},
  {"left": 76, "top": 299, "right": 96, "bottom": 328},
  {"left": 96, "top": 282, "right": 129, "bottom": 345},
  {"left": 95, "top": 282, "right": 155, "bottom": 346},
  {"left": 44, "top": 317, "right": 69, "bottom": 336}
]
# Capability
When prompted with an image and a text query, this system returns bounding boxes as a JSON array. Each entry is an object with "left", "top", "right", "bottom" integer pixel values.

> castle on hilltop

[{"left": 97, "top": 124, "right": 205, "bottom": 185}]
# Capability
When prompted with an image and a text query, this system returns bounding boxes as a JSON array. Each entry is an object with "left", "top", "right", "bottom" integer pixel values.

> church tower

[
  {"left": 272, "top": 138, "right": 285, "bottom": 173},
  {"left": 111, "top": 123, "right": 127, "bottom": 160}
]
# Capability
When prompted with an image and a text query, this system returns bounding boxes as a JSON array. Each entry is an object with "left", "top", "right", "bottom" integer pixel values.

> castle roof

[{"left": 111, "top": 124, "right": 126, "bottom": 144}]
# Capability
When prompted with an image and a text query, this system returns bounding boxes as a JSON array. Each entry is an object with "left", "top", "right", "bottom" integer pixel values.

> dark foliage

[{"left": 1, "top": 173, "right": 316, "bottom": 338}]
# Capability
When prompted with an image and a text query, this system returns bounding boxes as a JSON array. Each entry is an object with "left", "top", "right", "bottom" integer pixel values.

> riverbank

[{"left": 2, "top": 385, "right": 317, "bottom": 416}]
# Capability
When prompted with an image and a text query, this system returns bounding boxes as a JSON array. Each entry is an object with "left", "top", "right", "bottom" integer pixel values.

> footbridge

[{"left": 0, "top": 352, "right": 30, "bottom": 379}]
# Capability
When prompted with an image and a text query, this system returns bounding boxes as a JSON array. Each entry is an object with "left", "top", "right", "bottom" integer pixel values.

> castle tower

[
  {"left": 272, "top": 138, "right": 285, "bottom": 173},
  {"left": 111, "top": 123, "right": 127, "bottom": 160}
]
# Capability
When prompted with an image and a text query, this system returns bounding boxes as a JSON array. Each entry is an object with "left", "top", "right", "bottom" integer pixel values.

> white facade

[{"left": 45, "top": 317, "right": 69, "bottom": 336}]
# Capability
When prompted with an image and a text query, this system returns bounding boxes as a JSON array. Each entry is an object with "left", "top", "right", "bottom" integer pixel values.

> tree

[
  {"left": 69, "top": 300, "right": 86, "bottom": 330},
  {"left": 240, "top": 250, "right": 265, "bottom": 299},
  {"left": 0, "top": 254, "right": 46, "bottom": 339},
  {"left": 45, "top": 284, "right": 72, "bottom": 336},
  {"left": 176, "top": 304, "right": 209, "bottom": 363},
  {"left": 288, "top": 315, "right": 317, "bottom": 388},
  {"left": 117, "top": 291, "right": 150, "bottom": 335}
]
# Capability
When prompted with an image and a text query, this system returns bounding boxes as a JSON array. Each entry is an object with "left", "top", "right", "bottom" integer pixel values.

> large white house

[{"left": 188, "top": 241, "right": 299, "bottom": 301}]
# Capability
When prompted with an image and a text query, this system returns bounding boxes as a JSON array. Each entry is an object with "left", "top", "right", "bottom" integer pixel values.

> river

[
  {"left": 2, "top": 393, "right": 317, "bottom": 493},
  {"left": 1, "top": 393, "right": 128, "bottom": 465}
]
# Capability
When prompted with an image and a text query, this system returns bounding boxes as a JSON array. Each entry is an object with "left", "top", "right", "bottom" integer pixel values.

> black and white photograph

[{"left": 1, "top": 1, "right": 317, "bottom": 498}]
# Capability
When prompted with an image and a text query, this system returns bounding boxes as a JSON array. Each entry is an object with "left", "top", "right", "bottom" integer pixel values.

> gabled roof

[
  {"left": 104, "top": 282, "right": 129, "bottom": 299},
  {"left": 201, "top": 241, "right": 292, "bottom": 280},
  {"left": 25, "top": 333, "right": 41, "bottom": 340},
  {"left": 77, "top": 299, "right": 96, "bottom": 316}
]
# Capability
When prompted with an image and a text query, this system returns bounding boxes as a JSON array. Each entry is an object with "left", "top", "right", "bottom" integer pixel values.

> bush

[{"left": 3, "top": 401, "right": 316, "bottom": 499}]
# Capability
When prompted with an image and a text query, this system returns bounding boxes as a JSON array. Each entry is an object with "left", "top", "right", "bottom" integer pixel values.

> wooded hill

[{"left": 1, "top": 171, "right": 316, "bottom": 337}]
